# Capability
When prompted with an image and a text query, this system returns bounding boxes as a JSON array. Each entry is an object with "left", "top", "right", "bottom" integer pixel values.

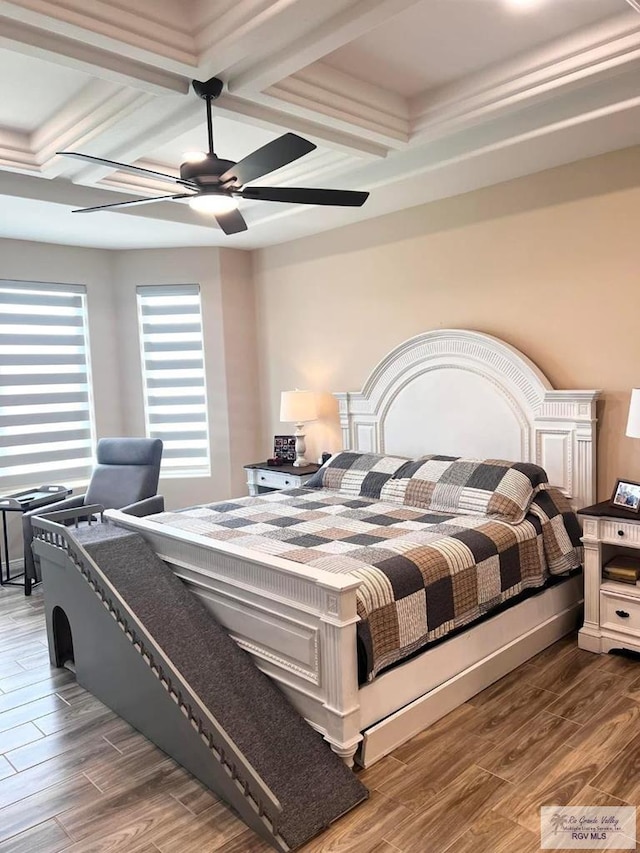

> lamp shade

[
  {"left": 280, "top": 390, "right": 317, "bottom": 424},
  {"left": 627, "top": 389, "right": 640, "bottom": 438}
]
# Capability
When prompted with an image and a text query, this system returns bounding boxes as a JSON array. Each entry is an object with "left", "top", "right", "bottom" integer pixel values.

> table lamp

[
  {"left": 280, "top": 390, "right": 318, "bottom": 467},
  {"left": 627, "top": 389, "right": 640, "bottom": 439}
]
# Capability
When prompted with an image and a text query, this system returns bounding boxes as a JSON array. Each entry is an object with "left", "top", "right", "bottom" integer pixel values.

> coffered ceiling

[{"left": 0, "top": 0, "right": 639, "bottom": 249}]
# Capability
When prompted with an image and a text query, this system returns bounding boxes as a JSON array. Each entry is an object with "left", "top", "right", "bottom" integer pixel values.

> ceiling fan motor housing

[{"left": 180, "top": 155, "right": 237, "bottom": 187}]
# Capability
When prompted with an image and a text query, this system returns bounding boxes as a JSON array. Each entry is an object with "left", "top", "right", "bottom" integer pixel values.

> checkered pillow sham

[
  {"left": 384, "top": 455, "right": 549, "bottom": 524},
  {"left": 307, "top": 452, "right": 549, "bottom": 524},
  {"left": 305, "top": 452, "right": 410, "bottom": 498}
]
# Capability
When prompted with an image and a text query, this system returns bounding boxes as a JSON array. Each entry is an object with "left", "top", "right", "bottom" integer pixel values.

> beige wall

[
  {"left": 254, "top": 145, "right": 640, "bottom": 500},
  {"left": 0, "top": 239, "right": 122, "bottom": 559},
  {"left": 1, "top": 240, "right": 260, "bottom": 567},
  {"left": 219, "top": 248, "right": 262, "bottom": 491},
  {"left": 112, "top": 246, "right": 261, "bottom": 507}
]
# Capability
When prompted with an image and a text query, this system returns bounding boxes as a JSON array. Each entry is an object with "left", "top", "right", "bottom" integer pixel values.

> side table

[
  {"left": 244, "top": 462, "right": 320, "bottom": 496},
  {"left": 579, "top": 500, "right": 640, "bottom": 656},
  {"left": 0, "top": 485, "right": 72, "bottom": 587}
]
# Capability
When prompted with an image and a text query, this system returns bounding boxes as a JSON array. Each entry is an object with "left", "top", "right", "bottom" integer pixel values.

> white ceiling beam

[
  {"left": 196, "top": 0, "right": 314, "bottom": 75},
  {"left": 196, "top": 0, "right": 385, "bottom": 86},
  {"left": 214, "top": 93, "right": 389, "bottom": 159},
  {"left": 264, "top": 62, "right": 409, "bottom": 146},
  {"left": 0, "top": 16, "right": 191, "bottom": 94},
  {"left": 0, "top": 0, "right": 197, "bottom": 72},
  {"left": 227, "top": 0, "right": 424, "bottom": 94}
]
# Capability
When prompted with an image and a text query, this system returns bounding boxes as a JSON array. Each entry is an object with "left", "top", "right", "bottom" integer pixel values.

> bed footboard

[{"left": 106, "top": 509, "right": 365, "bottom": 765}]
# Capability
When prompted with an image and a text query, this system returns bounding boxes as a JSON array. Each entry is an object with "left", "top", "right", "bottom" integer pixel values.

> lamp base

[{"left": 293, "top": 424, "right": 308, "bottom": 467}]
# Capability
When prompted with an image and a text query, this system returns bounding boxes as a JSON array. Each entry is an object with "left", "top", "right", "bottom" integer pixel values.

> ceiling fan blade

[
  {"left": 219, "top": 134, "right": 316, "bottom": 187},
  {"left": 58, "top": 152, "right": 196, "bottom": 187},
  {"left": 72, "top": 193, "right": 193, "bottom": 213},
  {"left": 240, "top": 187, "right": 369, "bottom": 207},
  {"left": 215, "top": 208, "right": 248, "bottom": 235}
]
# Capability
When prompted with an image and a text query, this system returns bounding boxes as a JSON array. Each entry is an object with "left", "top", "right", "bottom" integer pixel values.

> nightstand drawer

[
  {"left": 600, "top": 520, "right": 640, "bottom": 545},
  {"left": 253, "top": 469, "right": 297, "bottom": 490},
  {"left": 601, "top": 588, "right": 640, "bottom": 635},
  {"left": 244, "top": 462, "right": 320, "bottom": 496}
]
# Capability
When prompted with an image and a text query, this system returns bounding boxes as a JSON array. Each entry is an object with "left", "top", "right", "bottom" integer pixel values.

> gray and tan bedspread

[{"left": 149, "top": 487, "right": 582, "bottom": 681}]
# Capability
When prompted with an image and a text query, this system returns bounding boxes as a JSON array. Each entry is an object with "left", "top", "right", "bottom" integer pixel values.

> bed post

[{"left": 317, "top": 584, "right": 362, "bottom": 766}]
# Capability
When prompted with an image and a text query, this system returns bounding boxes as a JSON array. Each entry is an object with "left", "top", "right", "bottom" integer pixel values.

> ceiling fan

[{"left": 57, "top": 77, "right": 370, "bottom": 235}]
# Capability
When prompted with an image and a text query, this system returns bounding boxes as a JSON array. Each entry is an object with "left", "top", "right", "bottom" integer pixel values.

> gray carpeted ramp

[{"left": 33, "top": 520, "right": 367, "bottom": 851}]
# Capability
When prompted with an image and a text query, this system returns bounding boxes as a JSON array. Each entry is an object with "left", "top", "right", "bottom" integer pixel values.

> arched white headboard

[{"left": 335, "top": 330, "right": 600, "bottom": 510}]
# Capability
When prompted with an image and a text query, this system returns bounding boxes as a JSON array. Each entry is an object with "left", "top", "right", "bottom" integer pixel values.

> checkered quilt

[{"left": 149, "top": 486, "right": 582, "bottom": 681}]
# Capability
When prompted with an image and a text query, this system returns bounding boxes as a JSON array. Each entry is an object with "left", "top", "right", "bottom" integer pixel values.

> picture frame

[
  {"left": 273, "top": 435, "right": 296, "bottom": 463},
  {"left": 610, "top": 478, "right": 640, "bottom": 513}
]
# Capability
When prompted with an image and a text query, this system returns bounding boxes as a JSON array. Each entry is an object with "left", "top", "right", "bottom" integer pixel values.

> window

[
  {"left": 0, "top": 281, "right": 95, "bottom": 491},
  {"left": 136, "top": 285, "right": 210, "bottom": 477}
]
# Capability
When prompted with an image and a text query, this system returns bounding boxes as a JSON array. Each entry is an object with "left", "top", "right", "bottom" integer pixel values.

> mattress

[{"left": 149, "top": 486, "right": 582, "bottom": 681}]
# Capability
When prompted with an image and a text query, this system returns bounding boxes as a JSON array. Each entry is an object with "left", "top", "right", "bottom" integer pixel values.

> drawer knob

[
  {"left": 285, "top": 480, "right": 290, "bottom": 486},
  {"left": 260, "top": 475, "right": 265, "bottom": 481},
  {"left": 616, "top": 610, "right": 630, "bottom": 619},
  {"left": 618, "top": 529, "right": 625, "bottom": 537}
]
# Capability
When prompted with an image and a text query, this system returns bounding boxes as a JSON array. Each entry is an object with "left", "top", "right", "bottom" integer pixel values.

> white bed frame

[{"left": 107, "top": 330, "right": 600, "bottom": 767}]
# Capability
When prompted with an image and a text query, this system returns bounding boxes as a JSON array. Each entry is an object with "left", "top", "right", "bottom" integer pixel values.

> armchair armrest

[{"left": 120, "top": 495, "right": 165, "bottom": 518}]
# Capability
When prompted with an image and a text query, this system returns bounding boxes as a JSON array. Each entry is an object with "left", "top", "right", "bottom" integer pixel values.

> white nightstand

[
  {"left": 579, "top": 501, "right": 640, "bottom": 655},
  {"left": 244, "top": 462, "right": 320, "bottom": 496}
]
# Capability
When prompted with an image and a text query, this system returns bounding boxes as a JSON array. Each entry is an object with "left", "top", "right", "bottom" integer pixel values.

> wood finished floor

[{"left": 1, "top": 589, "right": 640, "bottom": 853}]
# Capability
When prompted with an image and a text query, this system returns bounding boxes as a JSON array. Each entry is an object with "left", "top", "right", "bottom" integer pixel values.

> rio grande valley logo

[{"left": 541, "top": 807, "right": 636, "bottom": 849}]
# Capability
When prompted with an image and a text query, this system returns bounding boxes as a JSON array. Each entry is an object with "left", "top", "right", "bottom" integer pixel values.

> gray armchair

[{"left": 23, "top": 437, "right": 164, "bottom": 595}]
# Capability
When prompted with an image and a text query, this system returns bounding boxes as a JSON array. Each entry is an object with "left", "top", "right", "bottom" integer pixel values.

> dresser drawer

[
  {"left": 600, "top": 520, "right": 640, "bottom": 545},
  {"left": 601, "top": 588, "right": 640, "bottom": 635}
]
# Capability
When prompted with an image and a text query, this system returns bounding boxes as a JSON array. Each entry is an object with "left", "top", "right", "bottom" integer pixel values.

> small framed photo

[
  {"left": 610, "top": 478, "right": 640, "bottom": 513},
  {"left": 273, "top": 435, "right": 296, "bottom": 462}
]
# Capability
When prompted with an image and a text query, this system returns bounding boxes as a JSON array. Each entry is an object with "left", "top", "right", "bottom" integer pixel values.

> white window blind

[
  {"left": 0, "top": 280, "right": 95, "bottom": 491},
  {"left": 136, "top": 284, "right": 210, "bottom": 477}
]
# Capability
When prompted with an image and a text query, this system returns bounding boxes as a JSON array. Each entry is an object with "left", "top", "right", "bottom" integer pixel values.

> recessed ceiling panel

[
  {"left": 324, "top": 0, "right": 625, "bottom": 97},
  {"left": 0, "top": 51, "right": 92, "bottom": 132}
]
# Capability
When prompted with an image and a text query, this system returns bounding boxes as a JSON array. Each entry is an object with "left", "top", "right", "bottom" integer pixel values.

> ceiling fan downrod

[{"left": 192, "top": 77, "right": 224, "bottom": 157}]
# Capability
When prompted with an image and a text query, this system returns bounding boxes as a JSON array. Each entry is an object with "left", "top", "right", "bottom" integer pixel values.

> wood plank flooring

[{"left": 1, "top": 585, "right": 640, "bottom": 852}]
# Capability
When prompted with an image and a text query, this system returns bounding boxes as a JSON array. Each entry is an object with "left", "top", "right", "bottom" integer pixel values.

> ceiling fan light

[
  {"left": 189, "top": 193, "right": 238, "bottom": 215},
  {"left": 183, "top": 150, "right": 207, "bottom": 163},
  {"left": 504, "top": 0, "right": 544, "bottom": 10}
]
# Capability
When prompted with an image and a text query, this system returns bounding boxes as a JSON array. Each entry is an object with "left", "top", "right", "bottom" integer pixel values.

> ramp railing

[{"left": 32, "top": 510, "right": 285, "bottom": 845}]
